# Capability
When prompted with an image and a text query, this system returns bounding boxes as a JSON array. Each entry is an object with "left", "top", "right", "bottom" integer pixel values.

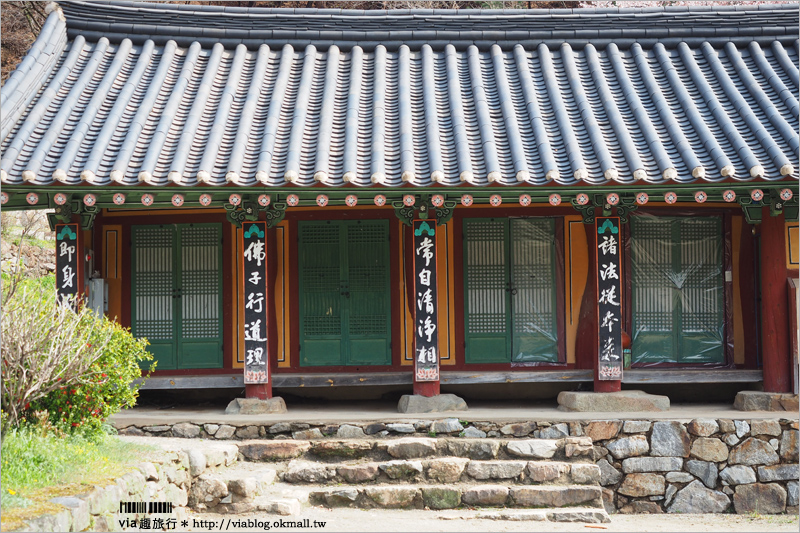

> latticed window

[
  {"left": 463, "top": 218, "right": 559, "bottom": 363},
  {"left": 630, "top": 216, "right": 724, "bottom": 364}
]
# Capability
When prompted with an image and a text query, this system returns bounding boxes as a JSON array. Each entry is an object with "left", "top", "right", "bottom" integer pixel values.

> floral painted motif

[
  {"left": 606, "top": 193, "right": 620, "bottom": 206},
  {"left": 141, "top": 194, "right": 154, "bottom": 206},
  {"left": 171, "top": 194, "right": 184, "bottom": 207},
  {"left": 26, "top": 193, "right": 38, "bottom": 205},
  {"left": 575, "top": 193, "right": 590, "bottom": 206},
  {"left": 316, "top": 195, "right": 328, "bottom": 207},
  {"left": 750, "top": 189, "right": 764, "bottom": 202},
  {"left": 345, "top": 194, "right": 358, "bottom": 207},
  {"left": 54, "top": 193, "right": 68, "bottom": 205},
  {"left": 722, "top": 190, "right": 736, "bottom": 203},
  {"left": 431, "top": 194, "right": 445, "bottom": 207},
  {"left": 83, "top": 194, "right": 97, "bottom": 207},
  {"left": 113, "top": 193, "right": 126, "bottom": 205},
  {"left": 664, "top": 192, "right": 678, "bottom": 204},
  {"left": 287, "top": 194, "right": 300, "bottom": 207},
  {"left": 549, "top": 194, "right": 561, "bottom": 206},
  {"left": 258, "top": 194, "right": 271, "bottom": 207},
  {"left": 199, "top": 194, "right": 212, "bottom": 206},
  {"left": 490, "top": 194, "right": 502, "bottom": 206},
  {"left": 519, "top": 194, "right": 531, "bottom": 206},
  {"left": 636, "top": 192, "right": 649, "bottom": 205},
  {"left": 229, "top": 193, "right": 242, "bottom": 206},
  {"left": 403, "top": 194, "right": 415, "bottom": 207},
  {"left": 780, "top": 188, "right": 793, "bottom": 201},
  {"left": 1, "top": 192, "right": 9, "bottom": 205},
  {"left": 694, "top": 191, "right": 707, "bottom": 203},
  {"left": 461, "top": 195, "right": 473, "bottom": 207},
  {"left": 374, "top": 194, "right": 387, "bottom": 207}
]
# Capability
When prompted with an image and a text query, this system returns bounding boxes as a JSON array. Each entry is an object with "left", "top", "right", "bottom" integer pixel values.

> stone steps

[
  {"left": 237, "top": 436, "right": 595, "bottom": 464},
  {"left": 281, "top": 458, "right": 601, "bottom": 486}
]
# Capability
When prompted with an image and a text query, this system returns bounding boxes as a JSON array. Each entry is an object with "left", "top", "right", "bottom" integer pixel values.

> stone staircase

[{"left": 189, "top": 436, "right": 610, "bottom": 523}]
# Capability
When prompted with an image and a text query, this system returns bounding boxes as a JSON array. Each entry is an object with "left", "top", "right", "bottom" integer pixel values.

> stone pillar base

[
  {"left": 225, "top": 396, "right": 287, "bottom": 415},
  {"left": 557, "top": 390, "right": 670, "bottom": 412},
  {"left": 733, "top": 391, "right": 799, "bottom": 411},
  {"left": 397, "top": 394, "right": 468, "bottom": 413}
]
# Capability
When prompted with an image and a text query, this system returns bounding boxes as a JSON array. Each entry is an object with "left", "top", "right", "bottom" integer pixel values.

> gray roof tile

[{"left": 1, "top": 2, "right": 798, "bottom": 188}]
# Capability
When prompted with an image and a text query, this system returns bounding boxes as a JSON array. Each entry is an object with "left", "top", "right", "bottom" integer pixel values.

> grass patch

[{"left": 1, "top": 427, "right": 155, "bottom": 531}]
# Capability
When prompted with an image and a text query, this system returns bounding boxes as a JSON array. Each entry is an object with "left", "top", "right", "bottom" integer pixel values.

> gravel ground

[{"left": 186, "top": 508, "right": 799, "bottom": 532}]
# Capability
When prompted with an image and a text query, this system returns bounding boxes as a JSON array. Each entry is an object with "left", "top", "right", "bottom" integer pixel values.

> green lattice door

[
  {"left": 132, "top": 224, "right": 223, "bottom": 370},
  {"left": 298, "top": 220, "right": 391, "bottom": 366},
  {"left": 463, "top": 218, "right": 558, "bottom": 363},
  {"left": 631, "top": 216, "right": 724, "bottom": 363}
]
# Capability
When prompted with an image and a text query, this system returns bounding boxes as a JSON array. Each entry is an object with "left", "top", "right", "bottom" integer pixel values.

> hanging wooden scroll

[
  {"left": 55, "top": 223, "right": 80, "bottom": 309},
  {"left": 413, "top": 220, "right": 439, "bottom": 382},
  {"left": 242, "top": 222, "right": 269, "bottom": 384},
  {"left": 596, "top": 217, "right": 623, "bottom": 381}
]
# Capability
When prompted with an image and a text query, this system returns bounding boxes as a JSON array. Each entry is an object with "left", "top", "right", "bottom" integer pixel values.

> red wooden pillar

[
  {"left": 594, "top": 214, "right": 622, "bottom": 393},
  {"left": 760, "top": 209, "right": 791, "bottom": 393},
  {"left": 246, "top": 383, "right": 270, "bottom": 399}
]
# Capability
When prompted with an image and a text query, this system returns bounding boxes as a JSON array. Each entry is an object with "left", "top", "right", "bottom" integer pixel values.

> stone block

[
  {"left": 336, "top": 425, "right": 366, "bottom": 438},
  {"left": 601, "top": 487, "right": 616, "bottom": 514},
  {"left": 50, "top": 496, "right": 89, "bottom": 532},
  {"left": 650, "top": 421, "right": 691, "bottom": 458},
  {"left": 724, "top": 433, "right": 740, "bottom": 446},
  {"left": 667, "top": 480, "right": 730, "bottom": 514},
  {"left": 621, "top": 457, "right": 683, "bottom": 474},
  {"left": 284, "top": 460, "right": 336, "bottom": 483},
  {"left": 686, "top": 460, "right": 717, "bottom": 489},
  {"left": 188, "top": 474, "right": 228, "bottom": 507},
  {"left": 690, "top": 437, "right": 729, "bottom": 462},
  {"left": 422, "top": 487, "right": 461, "bottom": 509},
  {"left": 365, "top": 423, "right": 387, "bottom": 435},
  {"left": 618, "top": 473, "right": 666, "bottom": 497},
  {"left": 311, "top": 440, "right": 372, "bottom": 459},
  {"left": 619, "top": 501, "right": 663, "bottom": 514},
  {"left": 463, "top": 426, "right": 487, "bottom": 438},
  {"left": 386, "top": 438, "right": 437, "bottom": 459},
  {"left": 268, "top": 422, "right": 291, "bottom": 434},
  {"left": 597, "top": 459, "right": 622, "bottom": 486},
  {"left": 259, "top": 498, "right": 301, "bottom": 515},
  {"left": 137, "top": 462, "right": 159, "bottom": 481},
  {"left": 323, "top": 489, "right": 360, "bottom": 507},
  {"left": 687, "top": 419, "right": 719, "bottom": 437},
  {"left": 557, "top": 390, "right": 669, "bottom": 412},
  {"left": 788, "top": 481, "right": 799, "bottom": 507},
  {"left": 239, "top": 441, "right": 311, "bottom": 462},
  {"left": 386, "top": 423, "right": 415, "bottom": 433},
  {"left": 720, "top": 465, "right": 757, "bottom": 486},
  {"left": 172, "top": 422, "right": 201, "bottom": 438},
  {"left": 780, "top": 430, "right": 799, "bottom": 462},
  {"left": 506, "top": 439, "right": 558, "bottom": 459},
  {"left": 563, "top": 436, "right": 593, "bottom": 458},
  {"left": 337, "top": 464, "right": 380, "bottom": 483},
  {"left": 215, "top": 425, "right": 235, "bottom": 439},
  {"left": 500, "top": 422, "right": 536, "bottom": 437},
  {"left": 118, "top": 426, "right": 145, "bottom": 436},
  {"left": 622, "top": 420, "right": 651, "bottom": 434},
  {"left": 665, "top": 472, "right": 694, "bottom": 483},
  {"left": 204, "top": 423, "right": 219, "bottom": 435},
  {"left": 734, "top": 391, "right": 799, "bottom": 412},
  {"left": 524, "top": 461, "right": 569, "bottom": 483},
  {"left": 292, "top": 428, "right": 323, "bottom": 440},
  {"left": 606, "top": 435, "right": 649, "bottom": 459},
  {"left": 570, "top": 464, "right": 602, "bottom": 485},
  {"left": 462, "top": 485, "right": 509, "bottom": 506},
  {"left": 379, "top": 460, "right": 424, "bottom": 480},
  {"left": 467, "top": 460, "right": 525, "bottom": 480},
  {"left": 510, "top": 486, "right": 602, "bottom": 508},
  {"left": 364, "top": 487, "right": 420, "bottom": 508},
  {"left": 664, "top": 484, "right": 678, "bottom": 506},
  {"left": 397, "top": 394, "right": 467, "bottom": 413},
  {"left": 426, "top": 457, "right": 469, "bottom": 483},
  {"left": 584, "top": 420, "right": 622, "bottom": 441},
  {"left": 733, "top": 483, "right": 787, "bottom": 514},
  {"left": 432, "top": 418, "right": 464, "bottom": 434},
  {"left": 538, "top": 423, "right": 569, "bottom": 439},
  {"left": 729, "top": 437, "right": 780, "bottom": 465},
  {"left": 757, "top": 464, "right": 799, "bottom": 482},
  {"left": 735, "top": 420, "right": 751, "bottom": 438},
  {"left": 235, "top": 426, "right": 260, "bottom": 439},
  {"left": 750, "top": 420, "right": 782, "bottom": 437},
  {"left": 225, "top": 397, "right": 287, "bottom": 415}
]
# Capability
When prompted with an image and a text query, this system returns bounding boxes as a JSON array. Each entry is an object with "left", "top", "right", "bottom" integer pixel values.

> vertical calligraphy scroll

[
  {"left": 596, "top": 217, "right": 623, "bottom": 381},
  {"left": 242, "top": 222, "right": 269, "bottom": 384},
  {"left": 413, "top": 220, "right": 439, "bottom": 381},
  {"left": 55, "top": 223, "right": 80, "bottom": 309}
]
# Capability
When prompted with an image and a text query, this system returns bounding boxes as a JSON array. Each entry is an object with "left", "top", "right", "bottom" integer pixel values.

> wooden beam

[{"left": 138, "top": 369, "right": 763, "bottom": 390}]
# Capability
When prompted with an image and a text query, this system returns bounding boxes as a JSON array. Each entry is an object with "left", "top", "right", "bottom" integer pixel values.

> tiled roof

[{"left": 1, "top": 1, "right": 798, "bottom": 189}]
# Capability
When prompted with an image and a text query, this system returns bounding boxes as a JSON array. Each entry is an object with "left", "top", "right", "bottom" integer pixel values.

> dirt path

[{"left": 189, "top": 508, "right": 799, "bottom": 532}]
